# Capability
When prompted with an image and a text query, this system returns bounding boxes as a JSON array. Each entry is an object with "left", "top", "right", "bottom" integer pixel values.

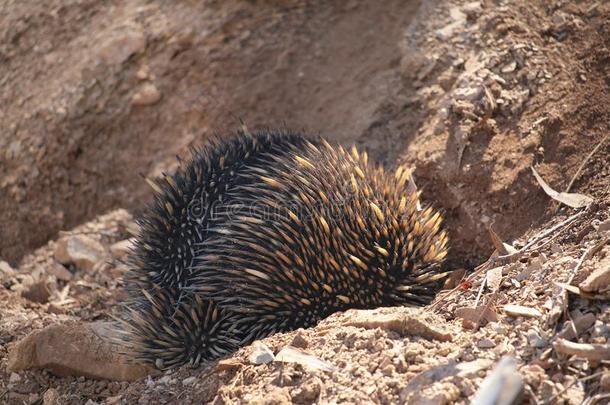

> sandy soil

[{"left": 1, "top": 0, "right": 609, "bottom": 404}]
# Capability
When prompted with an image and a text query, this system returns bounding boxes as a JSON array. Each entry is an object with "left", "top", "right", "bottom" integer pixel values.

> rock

[
  {"left": 105, "top": 395, "right": 122, "bottom": 405},
  {"left": 601, "top": 372, "right": 610, "bottom": 392},
  {"left": 579, "top": 255, "right": 610, "bottom": 293},
  {"left": 54, "top": 235, "right": 106, "bottom": 271},
  {"left": 136, "top": 65, "right": 150, "bottom": 80},
  {"left": 132, "top": 84, "right": 161, "bottom": 106},
  {"left": 7, "top": 322, "right": 154, "bottom": 381},
  {"left": 290, "top": 331, "right": 309, "bottom": 349},
  {"left": 503, "top": 304, "right": 542, "bottom": 318},
  {"left": 478, "top": 338, "right": 496, "bottom": 348},
  {"left": 21, "top": 279, "right": 51, "bottom": 304},
  {"left": 9, "top": 372, "right": 21, "bottom": 383},
  {"left": 454, "top": 85, "right": 482, "bottom": 102},
  {"left": 182, "top": 376, "right": 197, "bottom": 386},
  {"left": 47, "top": 262, "right": 73, "bottom": 281},
  {"left": 0, "top": 260, "right": 16, "bottom": 276},
  {"left": 110, "top": 238, "right": 135, "bottom": 259},
  {"left": 43, "top": 388, "right": 60, "bottom": 405},
  {"left": 598, "top": 219, "right": 610, "bottom": 232},
  {"left": 249, "top": 342, "right": 274, "bottom": 365},
  {"left": 527, "top": 329, "right": 547, "bottom": 348},
  {"left": 97, "top": 29, "right": 146, "bottom": 65}
]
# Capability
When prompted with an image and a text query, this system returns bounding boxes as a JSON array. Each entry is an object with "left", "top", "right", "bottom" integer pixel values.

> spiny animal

[{"left": 115, "top": 129, "right": 449, "bottom": 369}]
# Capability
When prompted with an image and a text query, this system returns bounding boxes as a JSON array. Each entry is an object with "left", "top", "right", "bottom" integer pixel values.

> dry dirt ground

[{"left": 1, "top": 0, "right": 609, "bottom": 404}]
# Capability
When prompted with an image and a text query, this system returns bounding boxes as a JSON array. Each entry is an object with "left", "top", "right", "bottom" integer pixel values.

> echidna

[{"left": 115, "top": 129, "right": 448, "bottom": 369}]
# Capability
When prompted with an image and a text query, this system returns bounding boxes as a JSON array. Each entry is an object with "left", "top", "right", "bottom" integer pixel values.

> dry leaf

[
  {"left": 487, "top": 226, "right": 517, "bottom": 255},
  {"left": 275, "top": 346, "right": 335, "bottom": 371},
  {"left": 531, "top": 167, "right": 593, "bottom": 208}
]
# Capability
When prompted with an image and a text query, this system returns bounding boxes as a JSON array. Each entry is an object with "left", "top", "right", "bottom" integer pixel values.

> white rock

[
  {"left": 9, "top": 372, "right": 21, "bottom": 383},
  {"left": 54, "top": 235, "right": 106, "bottom": 271},
  {"left": 249, "top": 342, "right": 274, "bottom": 365},
  {"left": 182, "top": 376, "right": 197, "bottom": 386},
  {"left": 0, "top": 260, "right": 16, "bottom": 276},
  {"left": 132, "top": 83, "right": 161, "bottom": 106}
]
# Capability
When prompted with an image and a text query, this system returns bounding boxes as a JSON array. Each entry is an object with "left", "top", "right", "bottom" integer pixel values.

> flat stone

[
  {"left": 54, "top": 235, "right": 106, "bottom": 271},
  {"left": 249, "top": 342, "right": 274, "bottom": 365},
  {"left": 7, "top": 322, "right": 154, "bottom": 381},
  {"left": 42, "top": 388, "right": 60, "bottom": 405}
]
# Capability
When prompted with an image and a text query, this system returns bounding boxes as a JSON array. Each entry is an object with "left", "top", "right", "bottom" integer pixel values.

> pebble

[
  {"left": 477, "top": 338, "right": 496, "bottom": 349},
  {"left": 42, "top": 388, "right": 60, "bottom": 405},
  {"left": 527, "top": 329, "right": 547, "bottom": 348},
  {"left": 182, "top": 376, "right": 197, "bottom": 386},
  {"left": 9, "top": 372, "right": 21, "bottom": 383},
  {"left": 132, "top": 83, "right": 161, "bottom": 106},
  {"left": 290, "top": 330, "right": 309, "bottom": 349},
  {"left": 0, "top": 260, "right": 16, "bottom": 276},
  {"left": 249, "top": 342, "right": 274, "bottom": 365}
]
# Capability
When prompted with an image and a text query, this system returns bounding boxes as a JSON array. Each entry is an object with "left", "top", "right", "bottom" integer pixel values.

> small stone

[
  {"left": 136, "top": 65, "right": 150, "bottom": 80},
  {"left": 249, "top": 342, "right": 274, "bottom": 365},
  {"left": 504, "top": 304, "right": 542, "bottom": 318},
  {"left": 105, "top": 396, "right": 122, "bottom": 405},
  {"left": 21, "top": 279, "right": 51, "bottom": 304},
  {"left": 501, "top": 60, "right": 517, "bottom": 73},
  {"left": 42, "top": 388, "right": 60, "bottom": 405},
  {"left": 54, "top": 235, "right": 106, "bottom": 271},
  {"left": 182, "top": 376, "right": 197, "bottom": 386},
  {"left": 477, "top": 338, "right": 496, "bottom": 348},
  {"left": 598, "top": 219, "right": 610, "bottom": 232},
  {"left": 0, "top": 260, "right": 16, "bottom": 276},
  {"left": 9, "top": 372, "right": 21, "bottom": 383},
  {"left": 579, "top": 258, "right": 610, "bottom": 293},
  {"left": 290, "top": 331, "right": 309, "bottom": 349},
  {"left": 454, "top": 85, "right": 482, "bottom": 102},
  {"left": 489, "top": 322, "right": 508, "bottom": 334},
  {"left": 527, "top": 329, "right": 547, "bottom": 348},
  {"left": 158, "top": 375, "right": 172, "bottom": 385},
  {"left": 132, "top": 84, "right": 161, "bottom": 106}
]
